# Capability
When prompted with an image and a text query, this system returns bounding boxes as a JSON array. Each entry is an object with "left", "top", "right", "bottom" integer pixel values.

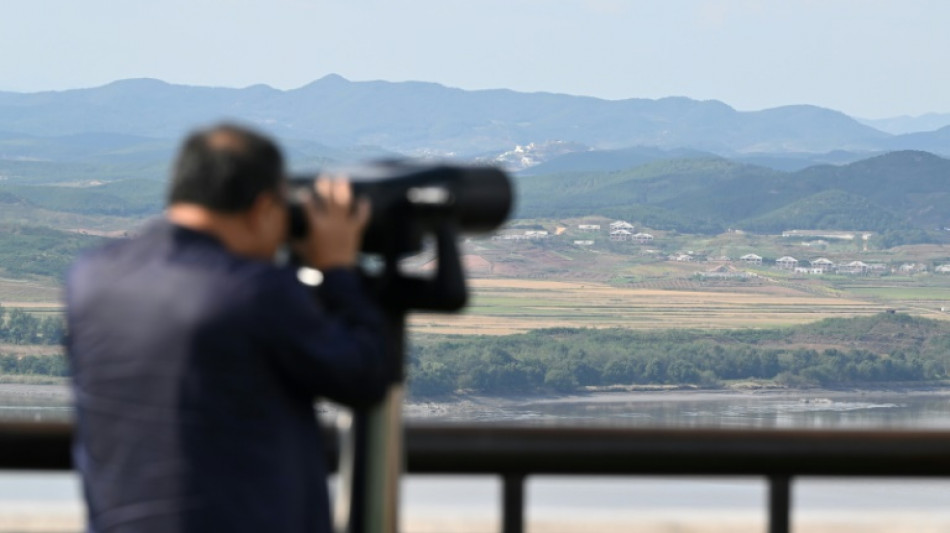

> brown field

[
  {"left": 0, "top": 278, "right": 62, "bottom": 306},
  {"left": 4, "top": 273, "right": 946, "bottom": 337},
  {"left": 409, "top": 278, "right": 902, "bottom": 335}
]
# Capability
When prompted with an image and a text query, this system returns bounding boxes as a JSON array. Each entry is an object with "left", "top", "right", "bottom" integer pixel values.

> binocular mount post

[{"left": 335, "top": 222, "right": 467, "bottom": 533}]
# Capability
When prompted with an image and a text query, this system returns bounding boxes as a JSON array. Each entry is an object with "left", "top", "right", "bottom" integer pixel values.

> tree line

[
  {"left": 0, "top": 224, "right": 104, "bottom": 278},
  {"left": 407, "top": 313, "right": 949, "bottom": 397},
  {"left": 0, "top": 304, "right": 64, "bottom": 345},
  {"left": 0, "top": 353, "right": 68, "bottom": 377}
]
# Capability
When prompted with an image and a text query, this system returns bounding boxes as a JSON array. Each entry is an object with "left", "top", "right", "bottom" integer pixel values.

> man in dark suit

[{"left": 66, "top": 124, "right": 389, "bottom": 532}]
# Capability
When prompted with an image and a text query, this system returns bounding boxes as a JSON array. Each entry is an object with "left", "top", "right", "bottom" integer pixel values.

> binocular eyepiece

[{"left": 288, "top": 160, "right": 513, "bottom": 256}]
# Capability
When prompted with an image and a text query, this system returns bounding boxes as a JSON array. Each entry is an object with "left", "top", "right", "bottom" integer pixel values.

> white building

[
  {"left": 740, "top": 253, "right": 763, "bottom": 265},
  {"left": 837, "top": 260, "right": 870, "bottom": 275},
  {"left": 810, "top": 258, "right": 835, "bottom": 273},
  {"left": 609, "top": 229, "right": 633, "bottom": 241},
  {"left": 610, "top": 220, "right": 635, "bottom": 231},
  {"left": 776, "top": 256, "right": 799, "bottom": 270}
]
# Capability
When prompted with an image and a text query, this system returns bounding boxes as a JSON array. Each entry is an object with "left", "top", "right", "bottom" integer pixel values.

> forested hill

[
  {"left": 0, "top": 132, "right": 395, "bottom": 184},
  {"left": 516, "top": 150, "right": 950, "bottom": 242},
  {"left": 409, "top": 313, "right": 950, "bottom": 397}
]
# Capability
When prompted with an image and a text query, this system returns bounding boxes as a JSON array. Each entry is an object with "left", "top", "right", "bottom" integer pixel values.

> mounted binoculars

[{"left": 287, "top": 160, "right": 513, "bottom": 256}]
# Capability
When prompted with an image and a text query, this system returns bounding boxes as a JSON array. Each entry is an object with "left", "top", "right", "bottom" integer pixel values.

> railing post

[
  {"left": 768, "top": 475, "right": 791, "bottom": 533},
  {"left": 502, "top": 473, "right": 525, "bottom": 533}
]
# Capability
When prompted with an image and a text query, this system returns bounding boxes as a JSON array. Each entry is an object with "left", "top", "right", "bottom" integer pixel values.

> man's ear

[{"left": 245, "top": 192, "right": 275, "bottom": 232}]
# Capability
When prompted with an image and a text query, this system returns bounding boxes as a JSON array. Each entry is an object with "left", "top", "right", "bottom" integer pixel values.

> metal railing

[{"left": 5, "top": 421, "right": 950, "bottom": 533}]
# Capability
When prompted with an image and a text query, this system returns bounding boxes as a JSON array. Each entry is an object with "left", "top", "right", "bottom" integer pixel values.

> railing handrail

[
  {"left": 6, "top": 421, "right": 950, "bottom": 533},
  {"left": 405, "top": 424, "right": 950, "bottom": 476},
  {"left": 5, "top": 421, "right": 950, "bottom": 476}
]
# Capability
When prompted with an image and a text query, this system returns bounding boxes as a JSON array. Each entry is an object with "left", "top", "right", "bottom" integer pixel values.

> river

[{"left": 3, "top": 385, "right": 950, "bottom": 532}]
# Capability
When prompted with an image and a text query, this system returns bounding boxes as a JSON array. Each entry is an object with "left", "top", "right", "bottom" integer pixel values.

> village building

[
  {"left": 632, "top": 232, "right": 654, "bottom": 244},
  {"left": 669, "top": 253, "right": 694, "bottom": 262},
  {"left": 899, "top": 263, "right": 926, "bottom": 274},
  {"left": 573, "top": 240, "right": 595, "bottom": 246},
  {"left": 492, "top": 230, "right": 527, "bottom": 241},
  {"left": 782, "top": 230, "right": 873, "bottom": 241},
  {"left": 836, "top": 260, "right": 870, "bottom": 275},
  {"left": 609, "top": 229, "right": 633, "bottom": 241},
  {"left": 700, "top": 265, "right": 754, "bottom": 279},
  {"left": 794, "top": 266, "right": 826, "bottom": 275},
  {"left": 775, "top": 256, "right": 799, "bottom": 270},
  {"left": 810, "top": 258, "right": 835, "bottom": 273},
  {"left": 935, "top": 265, "right": 950, "bottom": 274},
  {"left": 577, "top": 224, "right": 601, "bottom": 231},
  {"left": 740, "top": 253, "right": 763, "bottom": 265},
  {"left": 491, "top": 229, "right": 550, "bottom": 241}
]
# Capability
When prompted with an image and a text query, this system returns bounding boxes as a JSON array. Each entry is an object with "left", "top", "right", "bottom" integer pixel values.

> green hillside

[
  {"left": 516, "top": 158, "right": 780, "bottom": 214},
  {"left": 516, "top": 150, "right": 950, "bottom": 244},
  {"left": 738, "top": 190, "right": 910, "bottom": 234},
  {"left": 0, "top": 179, "right": 165, "bottom": 216},
  {"left": 0, "top": 224, "right": 105, "bottom": 278}
]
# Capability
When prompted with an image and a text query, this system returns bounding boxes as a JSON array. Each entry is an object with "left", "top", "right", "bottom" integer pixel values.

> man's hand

[{"left": 295, "top": 177, "right": 370, "bottom": 270}]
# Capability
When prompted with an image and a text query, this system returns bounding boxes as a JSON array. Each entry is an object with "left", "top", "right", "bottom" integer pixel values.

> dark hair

[{"left": 167, "top": 123, "right": 284, "bottom": 212}]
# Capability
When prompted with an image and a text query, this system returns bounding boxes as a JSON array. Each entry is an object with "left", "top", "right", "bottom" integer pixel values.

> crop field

[
  {"left": 843, "top": 286, "right": 950, "bottom": 301},
  {"left": 0, "top": 278, "right": 62, "bottom": 307},
  {"left": 8, "top": 271, "right": 950, "bottom": 336},
  {"left": 409, "top": 278, "right": 902, "bottom": 335}
]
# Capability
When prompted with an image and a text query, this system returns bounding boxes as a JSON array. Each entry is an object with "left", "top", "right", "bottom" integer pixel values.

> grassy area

[
  {"left": 0, "top": 277, "right": 62, "bottom": 305},
  {"left": 410, "top": 278, "right": 893, "bottom": 335},
  {"left": 844, "top": 286, "right": 950, "bottom": 301},
  {"left": 0, "top": 375, "right": 67, "bottom": 385}
]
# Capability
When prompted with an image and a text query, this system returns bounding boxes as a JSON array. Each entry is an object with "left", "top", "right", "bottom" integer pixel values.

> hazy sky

[{"left": 1, "top": 0, "right": 947, "bottom": 118}]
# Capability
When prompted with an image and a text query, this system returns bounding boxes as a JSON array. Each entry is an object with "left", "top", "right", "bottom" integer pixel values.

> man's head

[
  {"left": 168, "top": 123, "right": 284, "bottom": 211},
  {"left": 166, "top": 124, "right": 289, "bottom": 260}
]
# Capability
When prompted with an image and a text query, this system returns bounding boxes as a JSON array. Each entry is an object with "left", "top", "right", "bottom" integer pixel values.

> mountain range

[
  {"left": 2, "top": 76, "right": 949, "bottom": 247},
  {"left": 2, "top": 147, "right": 948, "bottom": 247},
  {"left": 0, "top": 75, "right": 947, "bottom": 159}
]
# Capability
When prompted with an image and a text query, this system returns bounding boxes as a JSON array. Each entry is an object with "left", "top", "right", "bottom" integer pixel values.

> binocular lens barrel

[{"left": 289, "top": 162, "right": 513, "bottom": 255}]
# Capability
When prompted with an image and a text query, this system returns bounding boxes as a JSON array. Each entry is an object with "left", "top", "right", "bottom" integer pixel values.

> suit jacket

[{"left": 66, "top": 220, "right": 388, "bottom": 532}]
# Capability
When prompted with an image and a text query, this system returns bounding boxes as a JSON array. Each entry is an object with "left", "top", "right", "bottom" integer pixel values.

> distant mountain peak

[
  {"left": 103, "top": 78, "right": 171, "bottom": 89},
  {"left": 319, "top": 73, "right": 348, "bottom": 82},
  {"left": 856, "top": 149, "right": 947, "bottom": 165}
]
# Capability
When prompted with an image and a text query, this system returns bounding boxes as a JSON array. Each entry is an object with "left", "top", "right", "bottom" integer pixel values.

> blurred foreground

[{"left": 2, "top": 475, "right": 950, "bottom": 533}]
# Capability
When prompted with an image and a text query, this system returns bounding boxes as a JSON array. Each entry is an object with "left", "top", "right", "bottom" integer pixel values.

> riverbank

[
  {"left": 0, "top": 383, "right": 70, "bottom": 401},
  {"left": 403, "top": 384, "right": 950, "bottom": 424},
  {"left": 5, "top": 381, "right": 950, "bottom": 424}
]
